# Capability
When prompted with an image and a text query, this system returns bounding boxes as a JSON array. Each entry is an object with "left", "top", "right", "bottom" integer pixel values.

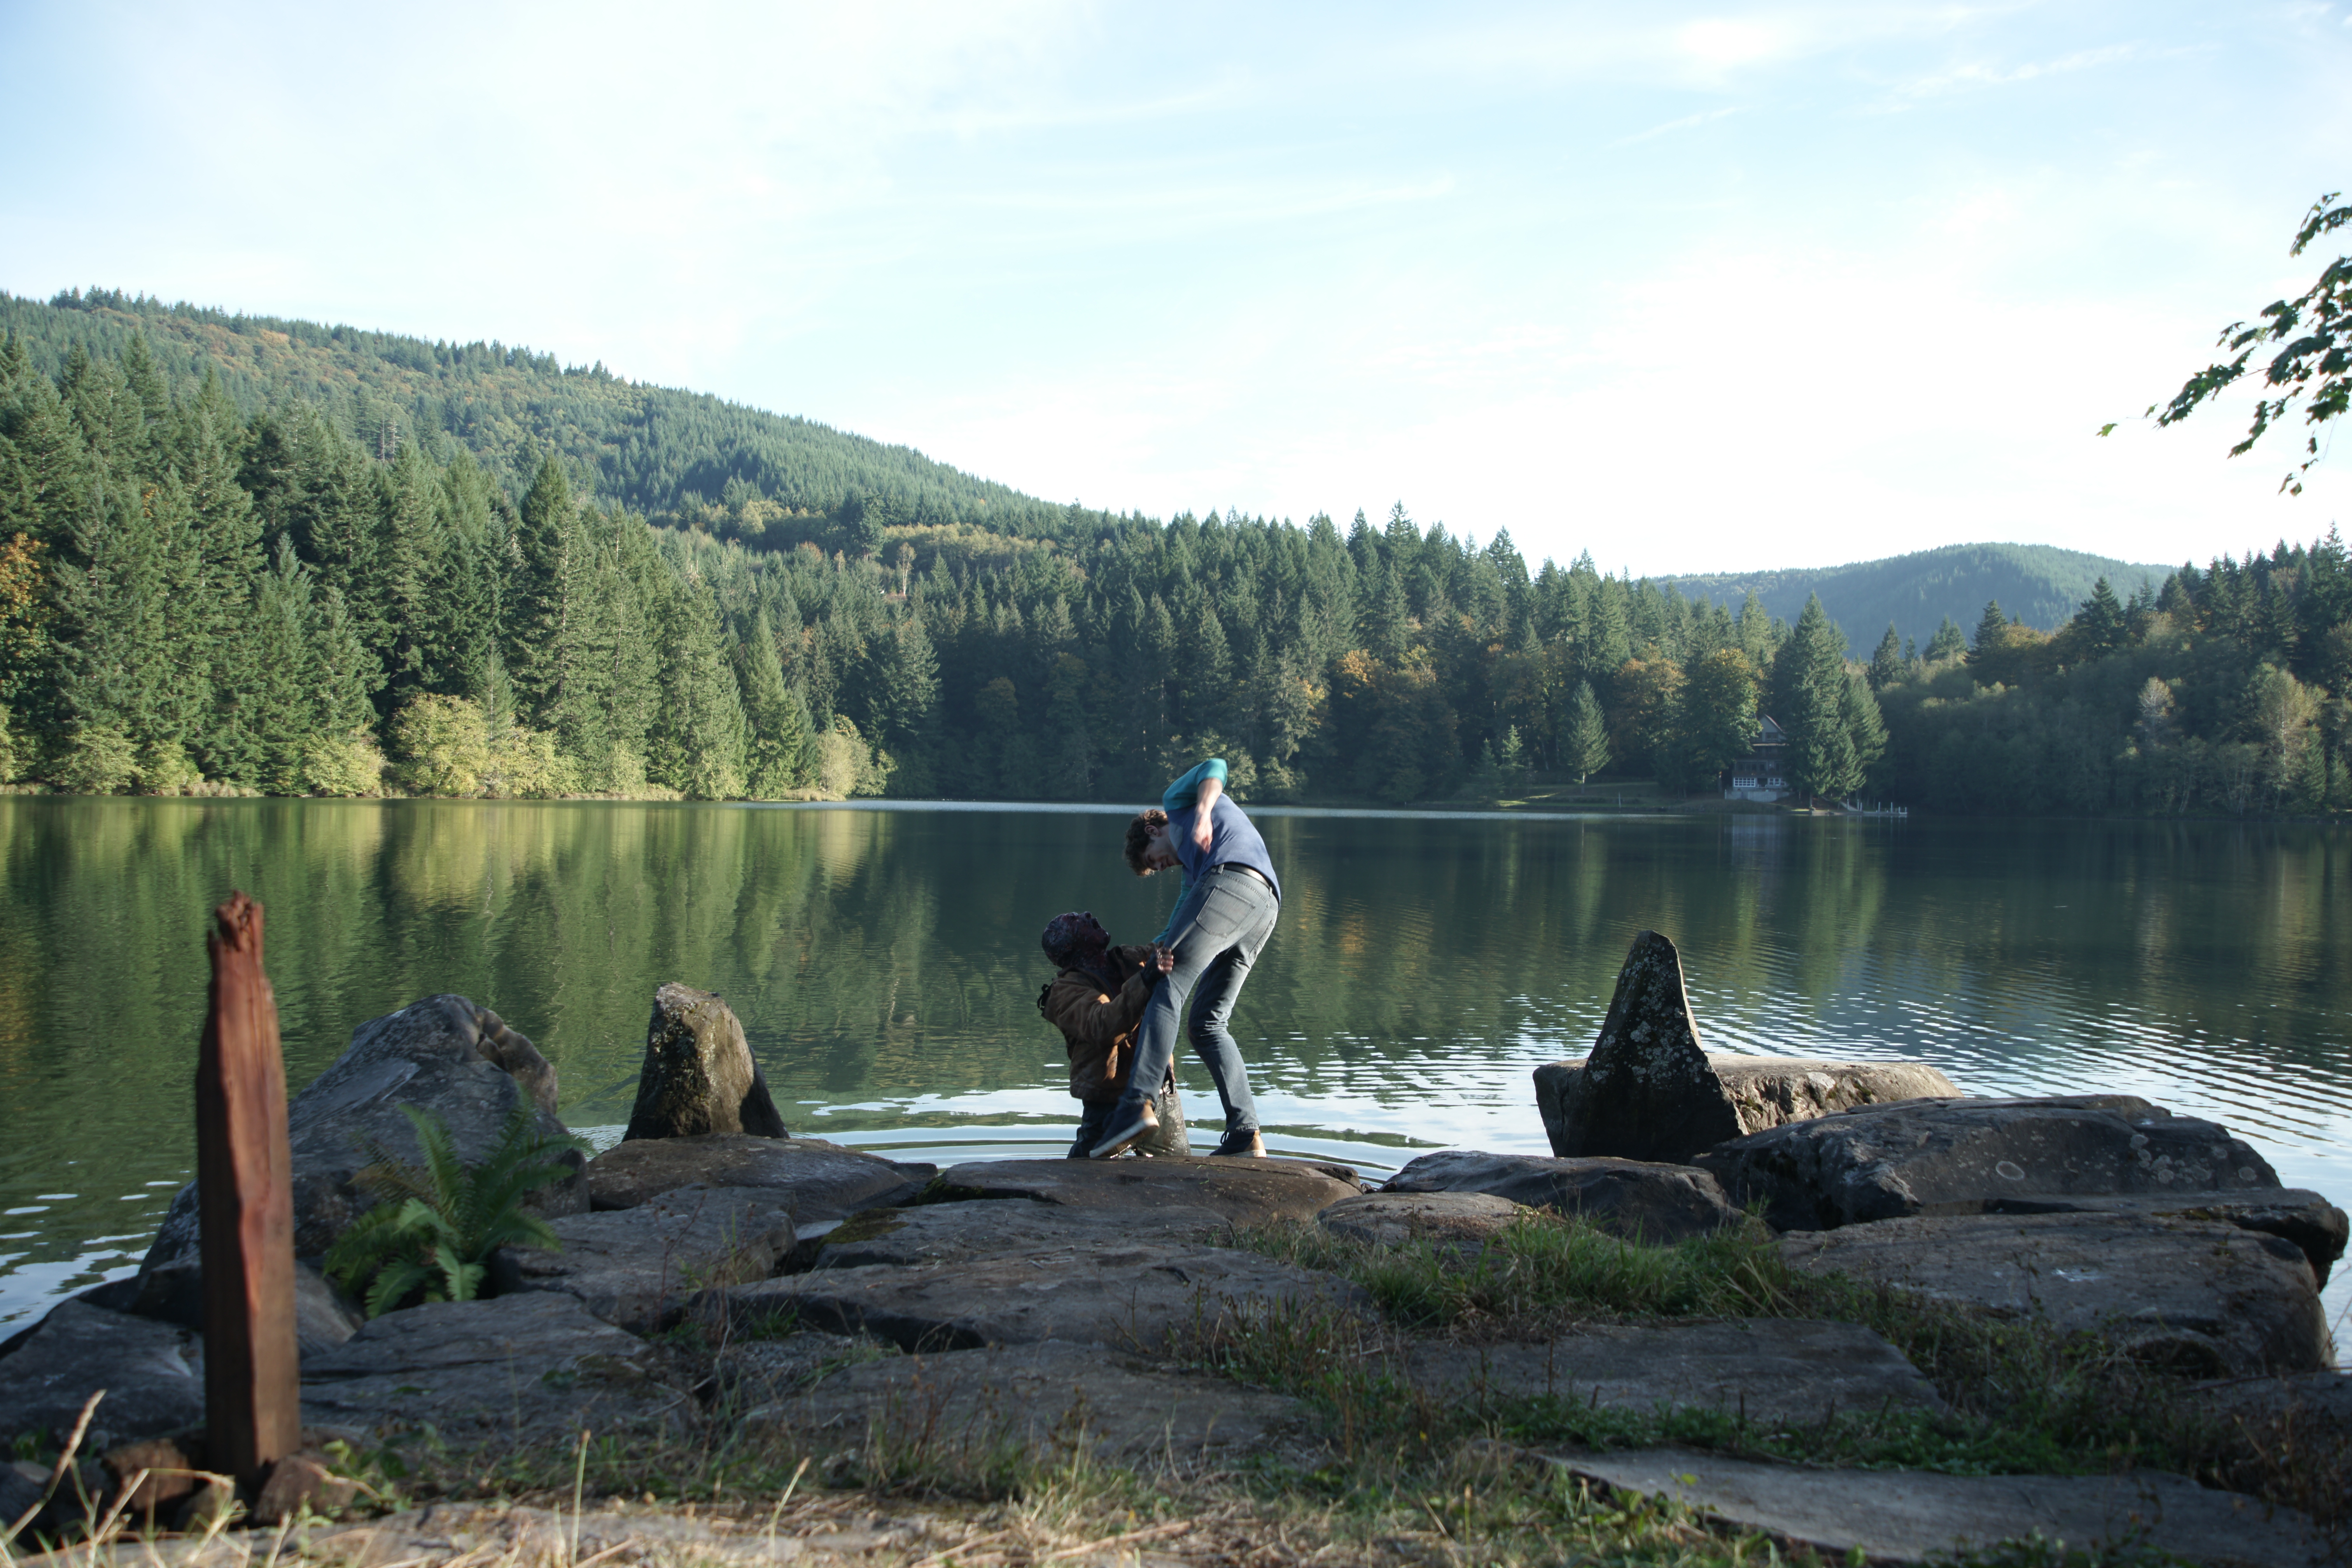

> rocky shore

[{"left": 1, "top": 938, "right": 2345, "bottom": 1567}]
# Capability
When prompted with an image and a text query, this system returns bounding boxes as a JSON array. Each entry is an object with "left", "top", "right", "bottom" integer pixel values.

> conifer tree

[
  {"left": 736, "top": 609, "right": 813, "bottom": 797},
  {"left": 1867, "top": 623, "right": 1905, "bottom": 690},
  {"left": 1565, "top": 679, "right": 1610, "bottom": 785}
]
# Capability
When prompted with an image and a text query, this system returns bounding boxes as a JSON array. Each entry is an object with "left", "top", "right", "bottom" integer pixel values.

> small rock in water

[
  {"left": 1699, "top": 1094, "right": 2283, "bottom": 1232},
  {"left": 624, "top": 983, "right": 789, "bottom": 1141},
  {"left": 1381, "top": 1150, "right": 1748, "bottom": 1244}
]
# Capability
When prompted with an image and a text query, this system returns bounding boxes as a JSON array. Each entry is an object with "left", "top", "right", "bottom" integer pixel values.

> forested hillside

[
  {"left": 0, "top": 289, "right": 1069, "bottom": 535},
  {"left": 0, "top": 303, "right": 2344, "bottom": 817},
  {"left": 1676, "top": 543, "right": 2168, "bottom": 655}
]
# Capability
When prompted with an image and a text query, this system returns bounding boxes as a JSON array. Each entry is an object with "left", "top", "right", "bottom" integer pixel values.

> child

[{"left": 1036, "top": 910, "right": 1186, "bottom": 1158}]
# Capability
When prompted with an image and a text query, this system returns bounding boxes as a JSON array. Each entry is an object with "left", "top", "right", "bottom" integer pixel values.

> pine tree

[
  {"left": 508, "top": 455, "right": 575, "bottom": 720},
  {"left": 736, "top": 609, "right": 813, "bottom": 798},
  {"left": 1867, "top": 623, "right": 1905, "bottom": 690},
  {"left": 647, "top": 572, "right": 747, "bottom": 799},
  {"left": 1565, "top": 679, "right": 1610, "bottom": 785},
  {"left": 1924, "top": 616, "right": 1967, "bottom": 662},
  {"left": 1969, "top": 600, "right": 2009, "bottom": 667}
]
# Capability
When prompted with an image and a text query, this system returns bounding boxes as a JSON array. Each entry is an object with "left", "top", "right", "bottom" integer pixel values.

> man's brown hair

[{"left": 1123, "top": 808, "right": 1169, "bottom": 875}]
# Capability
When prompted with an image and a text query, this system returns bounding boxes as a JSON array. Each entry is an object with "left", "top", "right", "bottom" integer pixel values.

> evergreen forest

[{"left": 1, "top": 291, "right": 2347, "bottom": 817}]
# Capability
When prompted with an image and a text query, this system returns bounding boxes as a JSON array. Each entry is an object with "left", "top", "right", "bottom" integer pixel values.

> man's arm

[
  {"left": 1189, "top": 774, "right": 1222, "bottom": 853},
  {"left": 1162, "top": 758, "right": 1228, "bottom": 855}
]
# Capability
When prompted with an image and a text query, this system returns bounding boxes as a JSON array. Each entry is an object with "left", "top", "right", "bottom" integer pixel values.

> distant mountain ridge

[
  {"left": 5, "top": 292, "right": 2180, "bottom": 644},
  {"left": 1668, "top": 543, "right": 2173, "bottom": 656}
]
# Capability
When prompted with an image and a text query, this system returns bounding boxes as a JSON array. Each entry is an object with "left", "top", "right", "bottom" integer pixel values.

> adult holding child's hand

[{"left": 1094, "top": 757, "right": 1280, "bottom": 1160}]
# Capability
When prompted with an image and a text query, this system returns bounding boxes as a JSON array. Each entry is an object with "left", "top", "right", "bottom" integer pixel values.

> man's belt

[{"left": 1209, "top": 862, "right": 1274, "bottom": 892}]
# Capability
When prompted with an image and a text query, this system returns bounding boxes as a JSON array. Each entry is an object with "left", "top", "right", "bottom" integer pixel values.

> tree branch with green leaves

[{"left": 2117, "top": 192, "right": 2350, "bottom": 495}]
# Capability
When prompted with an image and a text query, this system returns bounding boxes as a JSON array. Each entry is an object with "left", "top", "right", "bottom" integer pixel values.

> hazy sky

[{"left": 3, "top": 1, "right": 2347, "bottom": 576}]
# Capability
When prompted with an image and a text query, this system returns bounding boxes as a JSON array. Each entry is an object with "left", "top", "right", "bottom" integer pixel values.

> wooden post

[{"left": 196, "top": 892, "right": 300, "bottom": 1484}]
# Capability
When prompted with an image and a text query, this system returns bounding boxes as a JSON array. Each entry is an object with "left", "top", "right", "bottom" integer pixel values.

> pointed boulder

[
  {"left": 1547, "top": 931, "right": 1741, "bottom": 1164},
  {"left": 624, "top": 984, "right": 790, "bottom": 1141}
]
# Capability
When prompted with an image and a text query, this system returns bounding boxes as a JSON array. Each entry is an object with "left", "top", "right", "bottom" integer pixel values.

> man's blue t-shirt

[{"left": 1161, "top": 758, "right": 1281, "bottom": 903}]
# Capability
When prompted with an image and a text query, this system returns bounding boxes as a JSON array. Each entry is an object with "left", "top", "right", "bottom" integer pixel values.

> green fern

[{"left": 324, "top": 1100, "right": 584, "bottom": 1317}]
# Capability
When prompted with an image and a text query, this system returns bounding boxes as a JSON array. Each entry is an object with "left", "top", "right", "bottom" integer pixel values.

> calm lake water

[{"left": 2, "top": 798, "right": 2346, "bottom": 1335}]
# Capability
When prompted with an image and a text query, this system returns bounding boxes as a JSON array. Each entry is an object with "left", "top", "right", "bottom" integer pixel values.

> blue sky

[{"left": 2, "top": 1, "right": 2347, "bottom": 576}]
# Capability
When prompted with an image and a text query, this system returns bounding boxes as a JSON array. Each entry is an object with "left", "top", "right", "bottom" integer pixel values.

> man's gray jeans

[{"left": 1120, "top": 865, "right": 1279, "bottom": 1137}]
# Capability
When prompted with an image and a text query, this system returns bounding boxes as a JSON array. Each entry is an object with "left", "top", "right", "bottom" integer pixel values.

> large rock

[
  {"left": 623, "top": 984, "right": 788, "bottom": 1141},
  {"left": 1780, "top": 1210, "right": 2334, "bottom": 1377},
  {"left": 1934, "top": 1189, "right": 2348, "bottom": 1289},
  {"left": 585, "top": 1132, "right": 932, "bottom": 1216},
  {"left": 1541, "top": 933, "right": 1963, "bottom": 1166},
  {"left": 141, "top": 994, "right": 585, "bottom": 1272},
  {"left": 1546, "top": 1448, "right": 2326, "bottom": 1567},
  {"left": 1403, "top": 1319, "right": 1947, "bottom": 1426},
  {"left": 498, "top": 1185, "right": 807, "bottom": 1331},
  {"left": 1536, "top": 1056, "right": 1962, "bottom": 1158},
  {"left": 764, "top": 1340, "right": 1312, "bottom": 1461},
  {"left": 1542, "top": 931, "right": 1735, "bottom": 1164},
  {"left": 1318, "top": 1192, "right": 1525, "bottom": 1249},
  {"left": 815, "top": 1199, "right": 1234, "bottom": 1270},
  {"left": 84, "top": 1256, "right": 365, "bottom": 1354},
  {"left": 1381, "top": 1151, "right": 1748, "bottom": 1244},
  {"left": 924, "top": 1156, "right": 1360, "bottom": 1225},
  {"left": 691, "top": 1242, "right": 1370, "bottom": 1354},
  {"left": 1700, "top": 1095, "right": 2283, "bottom": 1232},
  {"left": 0, "top": 1299, "right": 203, "bottom": 1451},
  {"left": 299, "top": 1292, "right": 684, "bottom": 1444}
]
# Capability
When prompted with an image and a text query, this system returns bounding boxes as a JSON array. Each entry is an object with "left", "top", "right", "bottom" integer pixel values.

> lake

[{"left": 2, "top": 797, "right": 2346, "bottom": 1335}]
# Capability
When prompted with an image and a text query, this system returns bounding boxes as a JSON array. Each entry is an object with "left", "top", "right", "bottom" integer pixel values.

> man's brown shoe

[
  {"left": 1211, "top": 1127, "right": 1266, "bottom": 1158},
  {"left": 1088, "top": 1100, "right": 1158, "bottom": 1159}
]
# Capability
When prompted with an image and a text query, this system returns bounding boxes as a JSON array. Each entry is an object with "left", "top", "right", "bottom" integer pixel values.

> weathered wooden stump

[{"left": 195, "top": 892, "right": 299, "bottom": 1485}]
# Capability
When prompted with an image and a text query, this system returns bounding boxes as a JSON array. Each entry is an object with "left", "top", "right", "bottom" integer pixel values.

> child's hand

[{"left": 1153, "top": 945, "right": 1176, "bottom": 974}]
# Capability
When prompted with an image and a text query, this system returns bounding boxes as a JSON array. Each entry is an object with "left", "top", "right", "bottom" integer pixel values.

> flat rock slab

[
  {"left": 1548, "top": 1448, "right": 2324, "bottom": 1566},
  {"left": 1536, "top": 1055, "right": 1962, "bottom": 1159},
  {"left": 1700, "top": 1094, "right": 2282, "bottom": 1233},
  {"left": 1780, "top": 1210, "right": 2333, "bottom": 1378},
  {"left": 1405, "top": 1319, "right": 1947, "bottom": 1426},
  {"left": 502, "top": 1185, "right": 806, "bottom": 1330},
  {"left": 1320, "top": 1191, "right": 1525, "bottom": 1248},
  {"left": 1382, "top": 1151, "right": 1748, "bottom": 1244},
  {"left": 1929, "top": 1189, "right": 2348, "bottom": 1288},
  {"left": 299, "top": 1292, "right": 686, "bottom": 1443},
  {"left": 816, "top": 1199, "right": 1234, "bottom": 1269},
  {"left": 0, "top": 1299, "right": 203, "bottom": 1450},
  {"left": 927, "top": 1156, "right": 1362, "bottom": 1225},
  {"left": 586, "top": 1132, "right": 933, "bottom": 1215},
  {"left": 765, "top": 1339, "right": 1312, "bottom": 1461},
  {"left": 695, "top": 1242, "right": 1369, "bottom": 1353}
]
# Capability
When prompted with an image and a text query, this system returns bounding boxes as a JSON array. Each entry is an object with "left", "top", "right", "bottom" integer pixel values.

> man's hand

[
  {"left": 1190, "top": 776, "right": 1222, "bottom": 853},
  {"left": 1152, "top": 945, "right": 1176, "bottom": 974}
]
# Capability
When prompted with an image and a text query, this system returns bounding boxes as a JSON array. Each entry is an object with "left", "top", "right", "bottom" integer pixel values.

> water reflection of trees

[{"left": 3, "top": 802, "right": 2347, "bottom": 1200}]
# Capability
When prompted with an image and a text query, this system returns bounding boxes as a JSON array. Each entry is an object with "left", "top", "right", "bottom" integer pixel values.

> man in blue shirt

[{"left": 1092, "top": 758, "right": 1281, "bottom": 1159}]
